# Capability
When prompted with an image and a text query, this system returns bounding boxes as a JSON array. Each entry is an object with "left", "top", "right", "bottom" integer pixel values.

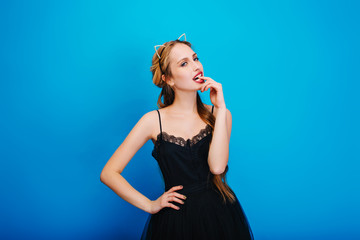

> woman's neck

[{"left": 167, "top": 90, "right": 198, "bottom": 116}]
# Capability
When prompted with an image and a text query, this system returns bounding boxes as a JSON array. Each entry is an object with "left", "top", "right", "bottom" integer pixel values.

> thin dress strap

[
  {"left": 211, "top": 105, "right": 214, "bottom": 113},
  {"left": 156, "top": 110, "right": 162, "bottom": 140}
]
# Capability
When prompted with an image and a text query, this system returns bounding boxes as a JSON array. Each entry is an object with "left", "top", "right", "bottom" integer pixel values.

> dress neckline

[{"left": 155, "top": 124, "right": 212, "bottom": 148}]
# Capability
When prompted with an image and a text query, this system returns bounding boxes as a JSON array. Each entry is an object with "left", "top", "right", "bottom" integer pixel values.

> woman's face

[{"left": 166, "top": 43, "right": 204, "bottom": 91}]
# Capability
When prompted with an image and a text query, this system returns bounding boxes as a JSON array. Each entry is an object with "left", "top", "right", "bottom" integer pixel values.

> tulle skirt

[{"left": 141, "top": 181, "right": 254, "bottom": 240}]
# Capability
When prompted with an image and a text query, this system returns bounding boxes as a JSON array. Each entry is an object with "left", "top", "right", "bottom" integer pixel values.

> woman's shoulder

[
  {"left": 141, "top": 109, "right": 160, "bottom": 122},
  {"left": 137, "top": 110, "right": 162, "bottom": 141},
  {"left": 143, "top": 108, "right": 182, "bottom": 141},
  {"left": 148, "top": 106, "right": 171, "bottom": 116},
  {"left": 140, "top": 108, "right": 170, "bottom": 126}
]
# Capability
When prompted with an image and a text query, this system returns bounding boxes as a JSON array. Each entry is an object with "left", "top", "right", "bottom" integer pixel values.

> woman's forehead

[{"left": 169, "top": 44, "right": 194, "bottom": 62}]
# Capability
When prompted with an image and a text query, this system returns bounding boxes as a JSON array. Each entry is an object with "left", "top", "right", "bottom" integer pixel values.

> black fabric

[{"left": 141, "top": 106, "right": 254, "bottom": 239}]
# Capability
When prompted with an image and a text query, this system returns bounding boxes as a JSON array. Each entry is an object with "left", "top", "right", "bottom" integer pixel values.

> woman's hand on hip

[{"left": 149, "top": 185, "right": 187, "bottom": 214}]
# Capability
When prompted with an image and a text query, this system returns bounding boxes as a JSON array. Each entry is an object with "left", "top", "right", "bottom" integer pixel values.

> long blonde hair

[{"left": 150, "top": 39, "right": 235, "bottom": 204}]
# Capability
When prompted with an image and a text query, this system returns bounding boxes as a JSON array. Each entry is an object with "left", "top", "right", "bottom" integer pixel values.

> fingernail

[{"left": 184, "top": 195, "right": 187, "bottom": 199}]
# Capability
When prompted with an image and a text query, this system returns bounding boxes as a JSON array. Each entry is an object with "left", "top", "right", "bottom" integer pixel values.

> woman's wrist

[
  {"left": 146, "top": 200, "right": 154, "bottom": 214},
  {"left": 214, "top": 104, "right": 226, "bottom": 110},
  {"left": 214, "top": 105, "right": 227, "bottom": 116}
]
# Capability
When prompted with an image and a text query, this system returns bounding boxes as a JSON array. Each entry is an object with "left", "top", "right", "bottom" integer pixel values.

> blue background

[{"left": 1, "top": 0, "right": 359, "bottom": 239}]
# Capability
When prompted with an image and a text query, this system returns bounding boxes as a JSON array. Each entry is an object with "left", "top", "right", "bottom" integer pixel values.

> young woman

[{"left": 100, "top": 34, "right": 254, "bottom": 239}]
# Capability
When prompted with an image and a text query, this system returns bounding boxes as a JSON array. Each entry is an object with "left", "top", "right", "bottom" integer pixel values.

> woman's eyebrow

[{"left": 177, "top": 53, "right": 197, "bottom": 64}]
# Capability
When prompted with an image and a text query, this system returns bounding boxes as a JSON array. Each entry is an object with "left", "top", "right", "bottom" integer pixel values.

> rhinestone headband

[{"left": 154, "top": 33, "right": 186, "bottom": 74}]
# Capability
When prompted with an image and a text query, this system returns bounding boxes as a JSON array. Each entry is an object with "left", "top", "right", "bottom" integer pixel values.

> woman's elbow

[
  {"left": 210, "top": 166, "right": 226, "bottom": 175},
  {"left": 100, "top": 167, "right": 121, "bottom": 183},
  {"left": 100, "top": 168, "right": 112, "bottom": 183},
  {"left": 100, "top": 170, "right": 107, "bottom": 183}
]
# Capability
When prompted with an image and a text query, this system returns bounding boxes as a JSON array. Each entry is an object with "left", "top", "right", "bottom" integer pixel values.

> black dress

[{"left": 141, "top": 106, "right": 254, "bottom": 240}]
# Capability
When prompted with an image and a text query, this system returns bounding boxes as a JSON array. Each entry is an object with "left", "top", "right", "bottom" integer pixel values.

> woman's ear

[{"left": 163, "top": 75, "right": 175, "bottom": 88}]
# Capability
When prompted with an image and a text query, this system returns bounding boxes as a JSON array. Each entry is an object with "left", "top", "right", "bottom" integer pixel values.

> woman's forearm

[
  {"left": 208, "top": 107, "right": 229, "bottom": 174},
  {"left": 100, "top": 170, "right": 153, "bottom": 213}
]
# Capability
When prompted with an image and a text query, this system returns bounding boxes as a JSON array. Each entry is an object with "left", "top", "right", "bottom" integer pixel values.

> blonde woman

[{"left": 100, "top": 34, "right": 254, "bottom": 239}]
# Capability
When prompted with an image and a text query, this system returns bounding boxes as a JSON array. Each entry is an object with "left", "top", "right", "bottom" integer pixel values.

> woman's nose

[{"left": 193, "top": 61, "right": 201, "bottom": 71}]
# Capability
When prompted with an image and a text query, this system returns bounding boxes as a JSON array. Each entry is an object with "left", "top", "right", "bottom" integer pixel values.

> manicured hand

[
  {"left": 199, "top": 76, "right": 226, "bottom": 109},
  {"left": 150, "top": 185, "right": 187, "bottom": 214}
]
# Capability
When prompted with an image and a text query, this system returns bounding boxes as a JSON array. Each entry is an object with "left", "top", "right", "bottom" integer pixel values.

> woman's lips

[
  {"left": 193, "top": 78, "right": 204, "bottom": 83},
  {"left": 193, "top": 72, "right": 204, "bottom": 83},
  {"left": 193, "top": 72, "right": 203, "bottom": 80}
]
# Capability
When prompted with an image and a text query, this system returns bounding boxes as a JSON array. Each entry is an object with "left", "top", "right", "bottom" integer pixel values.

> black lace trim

[{"left": 157, "top": 125, "right": 212, "bottom": 147}]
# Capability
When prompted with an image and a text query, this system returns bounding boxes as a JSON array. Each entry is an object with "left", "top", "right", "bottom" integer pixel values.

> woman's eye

[{"left": 181, "top": 57, "right": 200, "bottom": 67}]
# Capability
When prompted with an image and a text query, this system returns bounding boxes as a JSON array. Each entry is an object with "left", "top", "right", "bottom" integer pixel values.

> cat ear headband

[{"left": 154, "top": 33, "right": 186, "bottom": 74}]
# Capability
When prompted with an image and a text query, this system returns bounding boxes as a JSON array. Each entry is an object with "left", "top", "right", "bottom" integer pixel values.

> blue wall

[{"left": 1, "top": 0, "right": 359, "bottom": 239}]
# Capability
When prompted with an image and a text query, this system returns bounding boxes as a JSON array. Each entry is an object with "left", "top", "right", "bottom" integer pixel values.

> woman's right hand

[{"left": 149, "top": 185, "right": 187, "bottom": 214}]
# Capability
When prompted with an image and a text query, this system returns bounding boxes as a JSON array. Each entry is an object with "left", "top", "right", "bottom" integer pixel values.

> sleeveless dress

[{"left": 141, "top": 106, "right": 254, "bottom": 240}]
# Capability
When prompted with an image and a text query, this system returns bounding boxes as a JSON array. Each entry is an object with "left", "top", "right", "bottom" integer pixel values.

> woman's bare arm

[
  {"left": 208, "top": 106, "right": 232, "bottom": 175},
  {"left": 100, "top": 111, "right": 156, "bottom": 213}
]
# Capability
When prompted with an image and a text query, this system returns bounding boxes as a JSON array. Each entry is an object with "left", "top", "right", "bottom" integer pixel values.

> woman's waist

[{"left": 165, "top": 180, "right": 215, "bottom": 195}]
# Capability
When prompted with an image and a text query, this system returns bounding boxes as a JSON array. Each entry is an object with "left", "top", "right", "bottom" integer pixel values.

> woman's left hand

[{"left": 199, "top": 76, "right": 226, "bottom": 109}]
